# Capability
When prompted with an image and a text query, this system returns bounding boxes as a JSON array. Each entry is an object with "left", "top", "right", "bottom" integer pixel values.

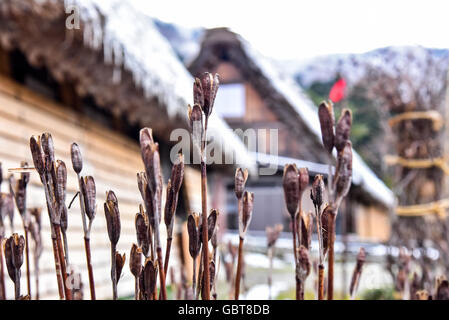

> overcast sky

[{"left": 130, "top": 0, "right": 449, "bottom": 61}]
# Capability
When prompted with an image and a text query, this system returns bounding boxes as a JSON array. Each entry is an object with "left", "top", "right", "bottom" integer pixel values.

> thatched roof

[
  {"left": 189, "top": 28, "right": 394, "bottom": 208},
  {"left": 0, "top": 0, "right": 256, "bottom": 172}
]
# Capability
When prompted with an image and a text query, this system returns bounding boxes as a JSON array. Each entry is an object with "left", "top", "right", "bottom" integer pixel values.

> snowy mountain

[{"left": 276, "top": 46, "right": 449, "bottom": 89}]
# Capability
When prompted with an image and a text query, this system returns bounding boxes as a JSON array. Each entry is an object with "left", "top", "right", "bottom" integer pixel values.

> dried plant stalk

[
  {"left": 266, "top": 224, "right": 283, "bottom": 300},
  {"left": 235, "top": 191, "right": 254, "bottom": 300},
  {"left": 71, "top": 143, "right": 96, "bottom": 300},
  {"left": 30, "top": 135, "right": 66, "bottom": 299}
]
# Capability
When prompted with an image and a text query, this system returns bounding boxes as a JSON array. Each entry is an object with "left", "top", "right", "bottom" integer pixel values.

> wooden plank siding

[{"left": 0, "top": 76, "right": 180, "bottom": 299}]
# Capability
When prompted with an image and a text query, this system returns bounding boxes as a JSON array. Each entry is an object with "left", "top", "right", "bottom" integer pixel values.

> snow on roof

[
  {"left": 62, "top": 0, "right": 256, "bottom": 173},
  {"left": 239, "top": 36, "right": 395, "bottom": 208}
]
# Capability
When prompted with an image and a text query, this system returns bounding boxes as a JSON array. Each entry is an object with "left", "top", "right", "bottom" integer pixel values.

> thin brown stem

[
  {"left": 111, "top": 244, "right": 117, "bottom": 300},
  {"left": 163, "top": 237, "right": 173, "bottom": 278},
  {"left": 14, "top": 268, "right": 20, "bottom": 300},
  {"left": 156, "top": 247, "right": 167, "bottom": 300},
  {"left": 51, "top": 230, "right": 64, "bottom": 299},
  {"left": 42, "top": 176, "right": 64, "bottom": 299},
  {"left": 55, "top": 224, "right": 72, "bottom": 300},
  {"left": 234, "top": 237, "right": 244, "bottom": 300},
  {"left": 84, "top": 237, "right": 96, "bottom": 300},
  {"left": 327, "top": 213, "right": 336, "bottom": 300},
  {"left": 192, "top": 256, "right": 197, "bottom": 300},
  {"left": 200, "top": 160, "right": 210, "bottom": 300},
  {"left": 24, "top": 228, "right": 31, "bottom": 298},
  {"left": 134, "top": 276, "right": 139, "bottom": 300},
  {"left": 318, "top": 264, "right": 325, "bottom": 300}
]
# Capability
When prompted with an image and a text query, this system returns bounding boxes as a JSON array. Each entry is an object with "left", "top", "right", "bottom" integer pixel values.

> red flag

[{"left": 329, "top": 78, "right": 346, "bottom": 103}]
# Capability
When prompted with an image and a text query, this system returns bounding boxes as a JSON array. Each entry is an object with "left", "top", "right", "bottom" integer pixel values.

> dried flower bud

[
  {"left": 298, "top": 167, "right": 309, "bottom": 198},
  {"left": 139, "top": 129, "right": 162, "bottom": 204},
  {"left": 81, "top": 176, "right": 96, "bottom": 221},
  {"left": 29, "top": 136, "right": 45, "bottom": 177},
  {"left": 55, "top": 160, "right": 68, "bottom": 231},
  {"left": 199, "top": 72, "right": 219, "bottom": 117},
  {"left": 310, "top": 175, "right": 325, "bottom": 210},
  {"left": 349, "top": 247, "right": 366, "bottom": 298},
  {"left": 193, "top": 78, "right": 205, "bottom": 108},
  {"left": 234, "top": 168, "right": 248, "bottom": 199},
  {"left": 115, "top": 252, "right": 126, "bottom": 284},
  {"left": 187, "top": 213, "right": 201, "bottom": 259},
  {"left": 239, "top": 191, "right": 254, "bottom": 239},
  {"left": 104, "top": 190, "right": 121, "bottom": 245},
  {"left": 335, "top": 108, "right": 352, "bottom": 152},
  {"left": 40, "top": 132, "right": 55, "bottom": 173},
  {"left": 266, "top": 224, "right": 283, "bottom": 248},
  {"left": 335, "top": 141, "right": 353, "bottom": 202},
  {"left": 320, "top": 205, "right": 333, "bottom": 257},
  {"left": 296, "top": 245, "right": 311, "bottom": 280},
  {"left": 188, "top": 103, "right": 203, "bottom": 128},
  {"left": 4, "top": 233, "right": 25, "bottom": 282},
  {"left": 300, "top": 211, "right": 313, "bottom": 250},
  {"left": 318, "top": 101, "right": 335, "bottom": 154},
  {"left": 283, "top": 164, "right": 299, "bottom": 218},
  {"left": 436, "top": 276, "right": 449, "bottom": 300},
  {"left": 70, "top": 143, "right": 83, "bottom": 174},
  {"left": 142, "top": 258, "right": 157, "bottom": 300},
  {"left": 203, "top": 209, "right": 218, "bottom": 242},
  {"left": 164, "top": 154, "right": 184, "bottom": 235},
  {"left": 130, "top": 243, "right": 142, "bottom": 278},
  {"left": 135, "top": 208, "right": 150, "bottom": 257}
]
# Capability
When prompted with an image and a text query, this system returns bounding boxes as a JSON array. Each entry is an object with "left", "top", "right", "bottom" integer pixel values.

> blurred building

[
  {"left": 0, "top": 1, "right": 255, "bottom": 299},
  {"left": 187, "top": 28, "right": 395, "bottom": 242}
]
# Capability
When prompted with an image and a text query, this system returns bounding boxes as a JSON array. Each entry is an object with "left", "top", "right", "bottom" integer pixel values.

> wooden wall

[{"left": 0, "top": 75, "right": 178, "bottom": 299}]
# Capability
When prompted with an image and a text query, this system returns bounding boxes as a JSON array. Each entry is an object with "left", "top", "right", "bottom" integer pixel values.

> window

[{"left": 214, "top": 83, "right": 246, "bottom": 118}]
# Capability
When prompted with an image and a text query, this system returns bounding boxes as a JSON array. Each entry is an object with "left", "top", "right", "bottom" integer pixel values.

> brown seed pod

[
  {"left": 135, "top": 207, "right": 150, "bottom": 257},
  {"left": 335, "top": 141, "right": 353, "bottom": 201},
  {"left": 142, "top": 258, "right": 157, "bottom": 299},
  {"left": 139, "top": 128, "right": 162, "bottom": 198},
  {"left": 283, "top": 164, "right": 299, "bottom": 218},
  {"left": 296, "top": 245, "right": 311, "bottom": 280},
  {"left": 202, "top": 260, "right": 215, "bottom": 293},
  {"left": 298, "top": 167, "right": 309, "bottom": 198},
  {"left": 115, "top": 252, "right": 126, "bottom": 284},
  {"left": 29, "top": 136, "right": 45, "bottom": 177},
  {"left": 310, "top": 175, "right": 325, "bottom": 210},
  {"left": 239, "top": 191, "right": 254, "bottom": 239},
  {"left": 55, "top": 160, "right": 68, "bottom": 230},
  {"left": 164, "top": 154, "right": 185, "bottom": 233},
  {"left": 4, "top": 233, "right": 25, "bottom": 282},
  {"left": 104, "top": 190, "right": 121, "bottom": 246},
  {"left": 321, "top": 205, "right": 335, "bottom": 257},
  {"left": 81, "top": 176, "right": 96, "bottom": 221},
  {"left": 335, "top": 108, "right": 352, "bottom": 152},
  {"left": 40, "top": 132, "right": 55, "bottom": 173},
  {"left": 234, "top": 168, "right": 249, "bottom": 200},
  {"left": 187, "top": 213, "right": 201, "bottom": 258},
  {"left": 199, "top": 72, "right": 219, "bottom": 117},
  {"left": 129, "top": 244, "right": 142, "bottom": 278},
  {"left": 266, "top": 224, "right": 283, "bottom": 248},
  {"left": 300, "top": 211, "right": 313, "bottom": 250},
  {"left": 203, "top": 209, "right": 219, "bottom": 243},
  {"left": 193, "top": 78, "right": 205, "bottom": 108},
  {"left": 70, "top": 143, "right": 83, "bottom": 174},
  {"left": 318, "top": 100, "right": 335, "bottom": 154}
]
